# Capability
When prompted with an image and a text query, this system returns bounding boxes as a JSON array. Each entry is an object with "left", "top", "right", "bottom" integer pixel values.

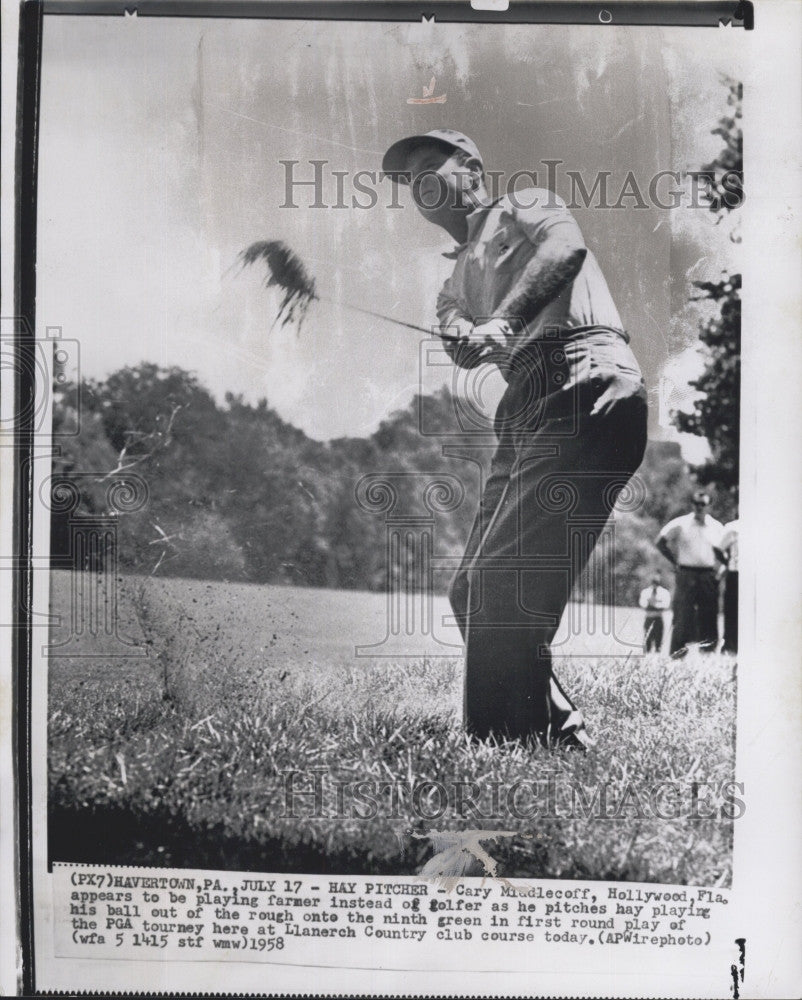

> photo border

[{"left": 7, "top": 2, "right": 777, "bottom": 996}]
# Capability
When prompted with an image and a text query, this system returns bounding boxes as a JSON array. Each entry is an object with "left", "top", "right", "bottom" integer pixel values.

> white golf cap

[{"left": 382, "top": 129, "right": 483, "bottom": 183}]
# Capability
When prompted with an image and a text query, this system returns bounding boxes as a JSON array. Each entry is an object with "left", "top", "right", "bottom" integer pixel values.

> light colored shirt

[
  {"left": 436, "top": 188, "right": 624, "bottom": 360},
  {"left": 639, "top": 584, "right": 672, "bottom": 613},
  {"left": 657, "top": 512, "right": 725, "bottom": 569},
  {"left": 718, "top": 520, "right": 739, "bottom": 572}
]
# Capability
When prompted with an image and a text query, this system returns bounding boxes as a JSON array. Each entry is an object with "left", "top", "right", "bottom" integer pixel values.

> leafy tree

[
  {"left": 696, "top": 79, "right": 743, "bottom": 220},
  {"left": 675, "top": 78, "right": 742, "bottom": 508},
  {"left": 675, "top": 273, "right": 741, "bottom": 502},
  {"left": 52, "top": 367, "right": 697, "bottom": 604}
]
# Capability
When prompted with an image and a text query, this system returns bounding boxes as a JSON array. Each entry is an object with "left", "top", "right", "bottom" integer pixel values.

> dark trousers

[
  {"left": 448, "top": 331, "right": 648, "bottom": 743},
  {"left": 722, "top": 571, "right": 738, "bottom": 653},
  {"left": 644, "top": 615, "right": 664, "bottom": 653},
  {"left": 670, "top": 567, "right": 719, "bottom": 654}
]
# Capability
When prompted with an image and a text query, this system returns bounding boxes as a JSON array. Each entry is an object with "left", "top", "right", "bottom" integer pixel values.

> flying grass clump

[
  {"left": 239, "top": 240, "right": 318, "bottom": 332},
  {"left": 239, "top": 238, "right": 439, "bottom": 338}
]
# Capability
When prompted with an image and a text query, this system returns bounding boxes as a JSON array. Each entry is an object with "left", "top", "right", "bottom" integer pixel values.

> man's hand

[
  {"left": 456, "top": 318, "right": 514, "bottom": 362},
  {"left": 655, "top": 536, "right": 676, "bottom": 567},
  {"left": 441, "top": 317, "right": 514, "bottom": 369},
  {"left": 469, "top": 318, "right": 515, "bottom": 349}
]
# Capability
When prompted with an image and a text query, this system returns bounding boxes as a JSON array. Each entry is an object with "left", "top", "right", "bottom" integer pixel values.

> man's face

[
  {"left": 693, "top": 499, "right": 709, "bottom": 520},
  {"left": 405, "top": 145, "right": 482, "bottom": 225}
]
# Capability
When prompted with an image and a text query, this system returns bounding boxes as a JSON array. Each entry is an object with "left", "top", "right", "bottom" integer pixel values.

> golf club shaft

[{"left": 319, "top": 295, "right": 458, "bottom": 341}]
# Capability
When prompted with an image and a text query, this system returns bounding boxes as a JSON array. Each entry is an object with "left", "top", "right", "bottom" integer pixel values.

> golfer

[{"left": 383, "top": 130, "right": 648, "bottom": 748}]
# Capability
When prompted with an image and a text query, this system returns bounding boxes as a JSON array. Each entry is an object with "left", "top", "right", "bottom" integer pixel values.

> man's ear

[{"left": 464, "top": 156, "right": 484, "bottom": 189}]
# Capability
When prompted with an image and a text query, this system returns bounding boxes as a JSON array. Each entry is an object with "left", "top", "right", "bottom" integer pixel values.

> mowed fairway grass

[{"left": 48, "top": 571, "right": 737, "bottom": 885}]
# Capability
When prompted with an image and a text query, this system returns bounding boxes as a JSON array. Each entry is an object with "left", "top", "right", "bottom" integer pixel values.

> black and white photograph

[
  {"left": 2, "top": 1, "right": 801, "bottom": 997},
  {"left": 41, "top": 9, "right": 745, "bottom": 882}
]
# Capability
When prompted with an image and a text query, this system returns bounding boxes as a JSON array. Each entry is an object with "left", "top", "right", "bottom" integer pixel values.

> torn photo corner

[{"left": 3, "top": 0, "right": 801, "bottom": 997}]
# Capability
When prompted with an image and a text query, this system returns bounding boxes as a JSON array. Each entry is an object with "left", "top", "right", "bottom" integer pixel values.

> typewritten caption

[{"left": 53, "top": 865, "right": 727, "bottom": 963}]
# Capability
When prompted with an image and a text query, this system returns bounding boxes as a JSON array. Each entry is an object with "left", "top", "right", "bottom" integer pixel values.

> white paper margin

[{"left": 1, "top": 1, "right": 800, "bottom": 997}]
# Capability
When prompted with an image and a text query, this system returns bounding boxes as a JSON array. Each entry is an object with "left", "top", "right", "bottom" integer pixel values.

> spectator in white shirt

[
  {"left": 655, "top": 491, "right": 724, "bottom": 655},
  {"left": 715, "top": 519, "right": 739, "bottom": 654},
  {"left": 638, "top": 572, "right": 671, "bottom": 653}
]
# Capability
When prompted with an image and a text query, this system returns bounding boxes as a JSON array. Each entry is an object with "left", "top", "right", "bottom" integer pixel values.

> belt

[
  {"left": 678, "top": 565, "right": 716, "bottom": 572},
  {"left": 530, "top": 324, "right": 630, "bottom": 345}
]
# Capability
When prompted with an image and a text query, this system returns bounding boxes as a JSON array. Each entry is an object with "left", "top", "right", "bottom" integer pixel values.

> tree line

[{"left": 50, "top": 363, "right": 703, "bottom": 607}]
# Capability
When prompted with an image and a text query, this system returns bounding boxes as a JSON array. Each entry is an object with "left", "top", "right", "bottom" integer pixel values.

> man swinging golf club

[{"left": 383, "top": 129, "right": 648, "bottom": 749}]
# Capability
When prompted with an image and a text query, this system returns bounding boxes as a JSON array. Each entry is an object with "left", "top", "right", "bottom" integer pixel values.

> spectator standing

[
  {"left": 716, "top": 519, "right": 740, "bottom": 654},
  {"left": 638, "top": 572, "right": 672, "bottom": 653},
  {"left": 655, "top": 491, "right": 724, "bottom": 655}
]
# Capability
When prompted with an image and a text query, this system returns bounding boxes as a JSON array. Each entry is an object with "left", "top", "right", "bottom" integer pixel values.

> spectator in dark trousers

[
  {"left": 655, "top": 491, "right": 724, "bottom": 655},
  {"left": 638, "top": 572, "right": 671, "bottom": 653},
  {"left": 716, "top": 519, "right": 739, "bottom": 654}
]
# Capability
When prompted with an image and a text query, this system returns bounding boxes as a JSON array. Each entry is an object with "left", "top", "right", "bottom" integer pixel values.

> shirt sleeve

[
  {"left": 510, "top": 189, "right": 585, "bottom": 251},
  {"left": 436, "top": 276, "right": 486, "bottom": 371},
  {"left": 657, "top": 518, "right": 680, "bottom": 543},
  {"left": 436, "top": 274, "right": 471, "bottom": 332}
]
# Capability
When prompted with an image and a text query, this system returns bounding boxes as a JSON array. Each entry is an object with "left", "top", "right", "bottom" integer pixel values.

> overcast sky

[{"left": 37, "top": 16, "right": 743, "bottom": 451}]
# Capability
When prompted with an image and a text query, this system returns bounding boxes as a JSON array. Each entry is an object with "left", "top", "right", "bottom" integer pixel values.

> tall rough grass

[{"left": 48, "top": 575, "right": 737, "bottom": 883}]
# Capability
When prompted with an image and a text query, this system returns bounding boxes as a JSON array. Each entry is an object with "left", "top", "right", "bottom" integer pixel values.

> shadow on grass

[
  {"left": 48, "top": 798, "right": 555, "bottom": 878},
  {"left": 49, "top": 800, "right": 416, "bottom": 876}
]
